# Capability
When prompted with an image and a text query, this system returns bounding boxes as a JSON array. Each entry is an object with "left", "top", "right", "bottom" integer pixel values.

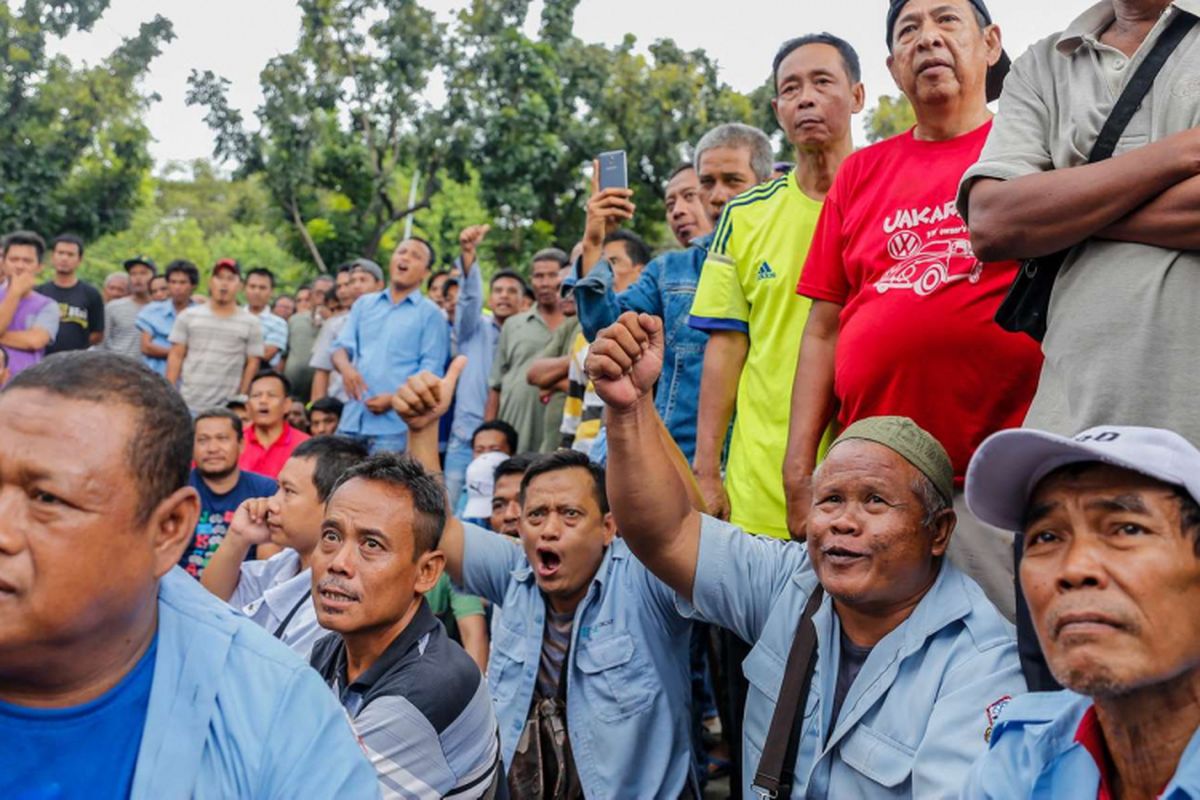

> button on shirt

[
  {"left": 684, "top": 515, "right": 1026, "bottom": 798},
  {"left": 238, "top": 422, "right": 310, "bottom": 479},
  {"left": 962, "top": 691, "right": 1200, "bottom": 799},
  {"left": 451, "top": 262, "right": 502, "bottom": 450},
  {"left": 333, "top": 289, "right": 450, "bottom": 441},
  {"left": 957, "top": 0, "right": 1200, "bottom": 445},
  {"left": 231, "top": 549, "right": 327, "bottom": 661},
  {"left": 460, "top": 523, "right": 695, "bottom": 799}
]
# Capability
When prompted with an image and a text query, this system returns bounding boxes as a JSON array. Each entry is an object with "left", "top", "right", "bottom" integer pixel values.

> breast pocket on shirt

[
  {"left": 662, "top": 282, "right": 699, "bottom": 350},
  {"left": 742, "top": 642, "right": 819, "bottom": 766},
  {"left": 574, "top": 632, "right": 655, "bottom": 722},
  {"left": 838, "top": 723, "right": 916, "bottom": 791},
  {"left": 487, "top": 623, "right": 527, "bottom": 704}
]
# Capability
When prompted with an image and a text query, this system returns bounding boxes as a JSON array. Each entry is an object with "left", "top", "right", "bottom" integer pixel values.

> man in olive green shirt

[{"left": 486, "top": 249, "right": 569, "bottom": 452}]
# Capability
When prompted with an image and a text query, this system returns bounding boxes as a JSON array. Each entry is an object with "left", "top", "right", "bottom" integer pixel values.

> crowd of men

[{"left": 3, "top": 0, "right": 1200, "bottom": 797}]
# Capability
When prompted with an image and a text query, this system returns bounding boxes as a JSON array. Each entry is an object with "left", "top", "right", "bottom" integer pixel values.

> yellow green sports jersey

[{"left": 688, "top": 172, "right": 822, "bottom": 539}]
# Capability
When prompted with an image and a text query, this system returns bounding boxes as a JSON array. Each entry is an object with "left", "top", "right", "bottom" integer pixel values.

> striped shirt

[
  {"left": 169, "top": 305, "right": 265, "bottom": 411},
  {"left": 559, "top": 331, "right": 604, "bottom": 457},
  {"left": 311, "top": 600, "right": 501, "bottom": 799},
  {"left": 102, "top": 296, "right": 152, "bottom": 358},
  {"left": 536, "top": 608, "right": 574, "bottom": 699}
]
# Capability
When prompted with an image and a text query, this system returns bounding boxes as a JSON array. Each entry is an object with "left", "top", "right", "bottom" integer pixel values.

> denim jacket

[
  {"left": 460, "top": 523, "right": 695, "bottom": 799},
  {"left": 574, "top": 235, "right": 712, "bottom": 461}
]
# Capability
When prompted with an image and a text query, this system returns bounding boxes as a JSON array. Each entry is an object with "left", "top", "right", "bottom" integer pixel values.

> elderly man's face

[
  {"left": 1021, "top": 464, "right": 1200, "bottom": 697},
  {"left": 0, "top": 390, "right": 194, "bottom": 687},
  {"left": 806, "top": 440, "right": 951, "bottom": 613},
  {"left": 887, "top": 0, "right": 1001, "bottom": 111}
]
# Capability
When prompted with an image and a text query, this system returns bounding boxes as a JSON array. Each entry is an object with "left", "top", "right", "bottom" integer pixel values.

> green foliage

[
  {"left": 864, "top": 94, "right": 917, "bottom": 143},
  {"left": 0, "top": 2, "right": 173, "bottom": 239},
  {"left": 188, "top": 0, "right": 765, "bottom": 274},
  {"left": 79, "top": 164, "right": 307, "bottom": 291}
]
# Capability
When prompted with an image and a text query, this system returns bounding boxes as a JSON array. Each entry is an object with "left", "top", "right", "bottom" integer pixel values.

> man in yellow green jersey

[{"left": 688, "top": 33, "right": 865, "bottom": 540}]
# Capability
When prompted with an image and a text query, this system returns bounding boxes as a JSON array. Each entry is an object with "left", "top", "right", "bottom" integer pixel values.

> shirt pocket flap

[
  {"left": 575, "top": 632, "right": 635, "bottom": 673},
  {"left": 492, "top": 624, "right": 527, "bottom": 664},
  {"left": 741, "top": 644, "right": 785, "bottom": 703},
  {"left": 838, "top": 724, "right": 916, "bottom": 788}
]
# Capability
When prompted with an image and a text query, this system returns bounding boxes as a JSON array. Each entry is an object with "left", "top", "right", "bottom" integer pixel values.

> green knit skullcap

[{"left": 831, "top": 416, "right": 954, "bottom": 504}]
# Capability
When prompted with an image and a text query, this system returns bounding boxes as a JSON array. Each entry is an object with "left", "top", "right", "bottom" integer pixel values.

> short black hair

[
  {"left": 519, "top": 450, "right": 608, "bottom": 514},
  {"left": 51, "top": 233, "right": 85, "bottom": 258},
  {"left": 246, "top": 267, "right": 276, "bottom": 287},
  {"left": 0, "top": 346, "right": 8, "bottom": 369},
  {"left": 772, "top": 33, "right": 862, "bottom": 88},
  {"left": 427, "top": 269, "right": 450, "bottom": 291},
  {"left": 668, "top": 162, "right": 696, "bottom": 182},
  {"left": 495, "top": 453, "right": 537, "bottom": 483},
  {"left": 292, "top": 436, "right": 370, "bottom": 503},
  {"left": 331, "top": 453, "right": 447, "bottom": 558},
  {"left": 250, "top": 369, "right": 291, "bottom": 397},
  {"left": 473, "top": 420, "right": 519, "bottom": 455},
  {"left": 4, "top": 352, "right": 192, "bottom": 524},
  {"left": 490, "top": 269, "right": 529, "bottom": 292},
  {"left": 311, "top": 396, "right": 345, "bottom": 418},
  {"left": 273, "top": 293, "right": 295, "bottom": 305},
  {"left": 532, "top": 247, "right": 570, "bottom": 269},
  {"left": 195, "top": 407, "right": 245, "bottom": 441},
  {"left": 408, "top": 236, "right": 436, "bottom": 268},
  {"left": 336, "top": 260, "right": 357, "bottom": 275},
  {"left": 523, "top": 284, "right": 536, "bottom": 302},
  {"left": 603, "top": 230, "right": 652, "bottom": 268},
  {"left": 3, "top": 230, "right": 46, "bottom": 260},
  {"left": 165, "top": 259, "right": 200, "bottom": 286}
]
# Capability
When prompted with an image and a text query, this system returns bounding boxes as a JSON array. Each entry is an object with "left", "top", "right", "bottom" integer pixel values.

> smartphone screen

[{"left": 598, "top": 150, "right": 628, "bottom": 190}]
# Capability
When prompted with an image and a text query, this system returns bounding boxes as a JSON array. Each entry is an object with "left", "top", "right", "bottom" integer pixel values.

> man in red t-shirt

[
  {"left": 784, "top": 0, "right": 1042, "bottom": 623},
  {"left": 240, "top": 369, "right": 310, "bottom": 479}
]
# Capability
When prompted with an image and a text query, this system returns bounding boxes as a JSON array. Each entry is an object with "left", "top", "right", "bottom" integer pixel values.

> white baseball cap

[
  {"left": 966, "top": 425, "right": 1200, "bottom": 532},
  {"left": 463, "top": 451, "right": 511, "bottom": 519}
]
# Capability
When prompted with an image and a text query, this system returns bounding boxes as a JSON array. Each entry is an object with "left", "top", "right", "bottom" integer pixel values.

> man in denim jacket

[{"left": 573, "top": 125, "right": 771, "bottom": 461}]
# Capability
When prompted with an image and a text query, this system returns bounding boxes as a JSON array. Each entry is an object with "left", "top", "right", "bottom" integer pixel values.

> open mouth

[
  {"left": 535, "top": 548, "right": 563, "bottom": 578},
  {"left": 822, "top": 545, "right": 867, "bottom": 566},
  {"left": 317, "top": 583, "right": 359, "bottom": 610}
]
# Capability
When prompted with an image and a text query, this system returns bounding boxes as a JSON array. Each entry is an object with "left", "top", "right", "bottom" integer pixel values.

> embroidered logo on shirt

[
  {"left": 756, "top": 261, "right": 777, "bottom": 281},
  {"left": 984, "top": 695, "right": 1013, "bottom": 743}
]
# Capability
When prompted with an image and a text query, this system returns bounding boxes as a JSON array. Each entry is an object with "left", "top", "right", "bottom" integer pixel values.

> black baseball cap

[
  {"left": 885, "top": 0, "right": 1011, "bottom": 103},
  {"left": 123, "top": 255, "right": 157, "bottom": 274}
]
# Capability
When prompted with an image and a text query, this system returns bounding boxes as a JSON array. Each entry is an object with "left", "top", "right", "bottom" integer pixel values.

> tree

[
  {"left": 864, "top": 94, "right": 916, "bottom": 142},
  {"left": 442, "top": 0, "right": 760, "bottom": 266},
  {"left": 0, "top": 2, "right": 174, "bottom": 239},
  {"left": 186, "top": 0, "right": 451, "bottom": 273}
]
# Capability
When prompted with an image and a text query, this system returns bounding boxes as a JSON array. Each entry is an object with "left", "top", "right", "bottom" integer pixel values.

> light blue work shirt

[
  {"left": 573, "top": 235, "right": 711, "bottom": 461},
  {"left": 129, "top": 568, "right": 378, "bottom": 797},
  {"left": 684, "top": 516, "right": 1026, "bottom": 799},
  {"left": 459, "top": 523, "right": 696, "bottom": 799},
  {"left": 333, "top": 288, "right": 450, "bottom": 443},
  {"left": 962, "top": 691, "right": 1200, "bottom": 799},
  {"left": 135, "top": 300, "right": 184, "bottom": 376},
  {"left": 450, "top": 260, "right": 501, "bottom": 450}
]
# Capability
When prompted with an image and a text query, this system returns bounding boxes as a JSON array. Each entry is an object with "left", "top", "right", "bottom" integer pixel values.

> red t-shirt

[
  {"left": 797, "top": 122, "right": 1042, "bottom": 481},
  {"left": 1075, "top": 706, "right": 1116, "bottom": 800},
  {"left": 239, "top": 422, "right": 310, "bottom": 479}
]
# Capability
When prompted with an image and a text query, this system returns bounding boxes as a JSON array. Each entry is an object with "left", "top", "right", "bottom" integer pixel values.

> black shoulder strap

[
  {"left": 272, "top": 592, "right": 310, "bottom": 639},
  {"left": 1089, "top": 10, "right": 1196, "bottom": 163},
  {"left": 751, "top": 586, "right": 825, "bottom": 799}
]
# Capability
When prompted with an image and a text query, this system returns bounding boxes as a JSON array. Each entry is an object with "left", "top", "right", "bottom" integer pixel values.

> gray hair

[{"left": 694, "top": 123, "right": 775, "bottom": 184}]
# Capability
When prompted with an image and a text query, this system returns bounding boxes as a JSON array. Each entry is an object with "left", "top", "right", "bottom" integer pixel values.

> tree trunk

[{"left": 288, "top": 197, "right": 328, "bottom": 274}]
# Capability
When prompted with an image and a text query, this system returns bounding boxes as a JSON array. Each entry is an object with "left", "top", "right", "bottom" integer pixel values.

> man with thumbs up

[{"left": 392, "top": 356, "right": 701, "bottom": 799}]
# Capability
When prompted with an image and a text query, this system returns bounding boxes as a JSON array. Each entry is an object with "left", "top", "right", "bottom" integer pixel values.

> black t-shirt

[{"left": 36, "top": 280, "right": 105, "bottom": 354}]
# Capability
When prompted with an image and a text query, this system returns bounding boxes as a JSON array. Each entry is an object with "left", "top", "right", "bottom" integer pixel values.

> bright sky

[{"left": 53, "top": 0, "right": 1091, "bottom": 171}]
